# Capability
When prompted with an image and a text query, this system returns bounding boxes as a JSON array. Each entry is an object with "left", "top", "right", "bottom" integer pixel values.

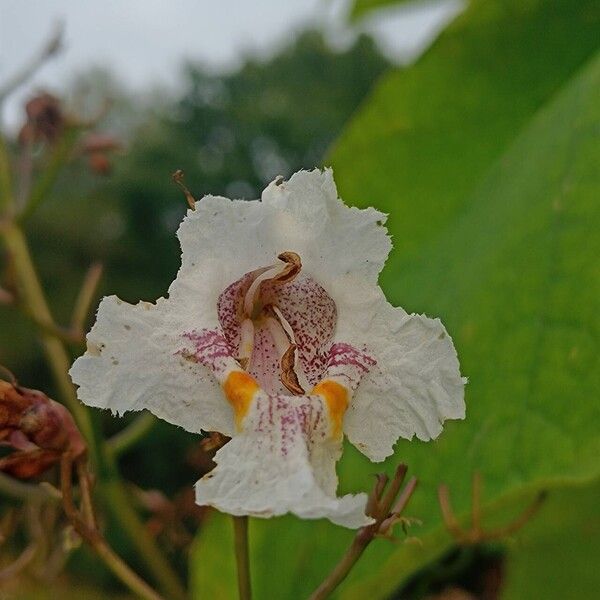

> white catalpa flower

[{"left": 70, "top": 169, "right": 465, "bottom": 528}]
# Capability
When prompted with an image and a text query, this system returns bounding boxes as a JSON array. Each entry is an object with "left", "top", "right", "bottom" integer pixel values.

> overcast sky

[{"left": 0, "top": 0, "right": 462, "bottom": 128}]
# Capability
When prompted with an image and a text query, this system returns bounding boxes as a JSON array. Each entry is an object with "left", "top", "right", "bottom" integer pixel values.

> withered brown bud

[
  {"left": 81, "top": 133, "right": 122, "bottom": 154},
  {"left": 0, "top": 379, "right": 86, "bottom": 479},
  {"left": 87, "top": 152, "right": 112, "bottom": 175},
  {"left": 81, "top": 133, "right": 122, "bottom": 176},
  {"left": 18, "top": 92, "right": 64, "bottom": 146}
]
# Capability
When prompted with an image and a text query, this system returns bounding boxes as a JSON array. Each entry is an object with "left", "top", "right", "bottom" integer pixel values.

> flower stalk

[
  {"left": 309, "top": 465, "right": 418, "bottom": 600},
  {"left": 233, "top": 515, "right": 252, "bottom": 600},
  {"left": 60, "top": 453, "right": 165, "bottom": 600}
]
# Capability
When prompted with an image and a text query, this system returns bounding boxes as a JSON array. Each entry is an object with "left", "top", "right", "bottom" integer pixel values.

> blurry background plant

[{"left": 1, "top": 0, "right": 599, "bottom": 598}]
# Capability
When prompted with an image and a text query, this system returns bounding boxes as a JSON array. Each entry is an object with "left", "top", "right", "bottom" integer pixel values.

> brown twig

[
  {"left": 309, "top": 464, "right": 418, "bottom": 600},
  {"left": 0, "top": 542, "right": 38, "bottom": 581},
  {"left": 19, "top": 303, "right": 85, "bottom": 345},
  {"left": 60, "top": 453, "right": 164, "bottom": 600},
  {"left": 0, "top": 22, "right": 64, "bottom": 102},
  {"left": 75, "top": 457, "right": 97, "bottom": 529},
  {"left": 484, "top": 491, "right": 547, "bottom": 541}
]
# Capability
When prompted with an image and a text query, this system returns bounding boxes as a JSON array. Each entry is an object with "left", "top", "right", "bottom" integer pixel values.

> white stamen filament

[
  {"left": 243, "top": 264, "right": 281, "bottom": 317},
  {"left": 237, "top": 318, "right": 255, "bottom": 368}
]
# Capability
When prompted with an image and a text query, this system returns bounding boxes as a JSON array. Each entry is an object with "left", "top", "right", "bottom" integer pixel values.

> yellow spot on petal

[
  {"left": 223, "top": 371, "right": 259, "bottom": 429},
  {"left": 312, "top": 379, "right": 348, "bottom": 439}
]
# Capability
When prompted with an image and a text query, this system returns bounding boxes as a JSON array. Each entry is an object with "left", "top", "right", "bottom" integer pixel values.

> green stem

[
  {"left": 0, "top": 135, "right": 13, "bottom": 212},
  {"left": 1, "top": 222, "right": 96, "bottom": 453},
  {"left": 233, "top": 516, "right": 252, "bottom": 600},
  {"left": 18, "top": 125, "right": 80, "bottom": 222},
  {"left": 308, "top": 536, "right": 369, "bottom": 600},
  {"left": 107, "top": 413, "right": 156, "bottom": 457},
  {"left": 96, "top": 463, "right": 186, "bottom": 600},
  {"left": 0, "top": 472, "right": 59, "bottom": 502}
]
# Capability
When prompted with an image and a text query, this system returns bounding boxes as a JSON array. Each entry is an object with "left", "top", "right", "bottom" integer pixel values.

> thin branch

[
  {"left": 0, "top": 542, "right": 38, "bottom": 581},
  {"left": 0, "top": 22, "right": 64, "bottom": 102},
  {"left": 107, "top": 413, "right": 156, "bottom": 457},
  {"left": 60, "top": 454, "right": 165, "bottom": 600},
  {"left": 438, "top": 476, "right": 548, "bottom": 545},
  {"left": 380, "top": 464, "right": 407, "bottom": 514},
  {"left": 0, "top": 134, "right": 14, "bottom": 212},
  {"left": 0, "top": 471, "right": 58, "bottom": 502},
  {"left": 19, "top": 124, "right": 81, "bottom": 222},
  {"left": 438, "top": 484, "right": 463, "bottom": 540},
  {"left": 309, "top": 465, "right": 417, "bottom": 600},
  {"left": 484, "top": 491, "right": 547, "bottom": 541},
  {"left": 70, "top": 262, "right": 103, "bottom": 333},
  {"left": 233, "top": 515, "right": 252, "bottom": 600},
  {"left": 392, "top": 476, "right": 418, "bottom": 515},
  {"left": 76, "top": 458, "right": 97, "bottom": 529},
  {"left": 19, "top": 303, "right": 84, "bottom": 345}
]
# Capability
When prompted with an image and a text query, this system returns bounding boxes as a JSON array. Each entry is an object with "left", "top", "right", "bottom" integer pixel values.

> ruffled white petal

[
  {"left": 195, "top": 390, "right": 371, "bottom": 529},
  {"left": 261, "top": 169, "right": 392, "bottom": 286},
  {"left": 174, "top": 169, "right": 391, "bottom": 301},
  {"left": 69, "top": 295, "right": 235, "bottom": 435},
  {"left": 337, "top": 282, "right": 466, "bottom": 462}
]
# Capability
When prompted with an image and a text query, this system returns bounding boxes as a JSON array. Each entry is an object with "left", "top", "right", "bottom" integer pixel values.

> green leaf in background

[
  {"left": 190, "top": 511, "right": 237, "bottom": 599},
  {"left": 501, "top": 480, "right": 600, "bottom": 598},
  {"left": 333, "top": 0, "right": 600, "bottom": 283},
  {"left": 351, "top": 0, "right": 426, "bottom": 21},
  {"left": 336, "top": 47, "right": 600, "bottom": 599}
]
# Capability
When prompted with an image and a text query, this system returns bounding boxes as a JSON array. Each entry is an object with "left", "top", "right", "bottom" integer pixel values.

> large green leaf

[
  {"left": 350, "top": 0, "right": 422, "bottom": 21},
  {"left": 337, "top": 48, "right": 600, "bottom": 597},
  {"left": 501, "top": 480, "right": 600, "bottom": 598},
  {"left": 333, "top": 0, "right": 599, "bottom": 288}
]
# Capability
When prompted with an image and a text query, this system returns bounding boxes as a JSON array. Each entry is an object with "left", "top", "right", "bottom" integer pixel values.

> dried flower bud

[
  {"left": 87, "top": 152, "right": 112, "bottom": 175},
  {"left": 81, "top": 133, "right": 122, "bottom": 176},
  {"left": 0, "top": 379, "right": 85, "bottom": 479},
  {"left": 18, "top": 92, "right": 64, "bottom": 146},
  {"left": 81, "top": 133, "right": 122, "bottom": 154}
]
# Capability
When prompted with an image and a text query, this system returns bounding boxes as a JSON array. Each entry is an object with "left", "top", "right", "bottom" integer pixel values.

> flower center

[{"left": 217, "top": 252, "right": 337, "bottom": 396}]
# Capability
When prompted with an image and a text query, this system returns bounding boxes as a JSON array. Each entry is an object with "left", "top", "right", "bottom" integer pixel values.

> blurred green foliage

[{"left": 351, "top": 0, "right": 424, "bottom": 20}]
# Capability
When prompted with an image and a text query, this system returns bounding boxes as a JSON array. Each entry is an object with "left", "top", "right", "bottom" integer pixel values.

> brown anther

[
  {"left": 280, "top": 345, "right": 305, "bottom": 395},
  {"left": 172, "top": 169, "right": 197, "bottom": 210},
  {"left": 273, "top": 252, "right": 302, "bottom": 285}
]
